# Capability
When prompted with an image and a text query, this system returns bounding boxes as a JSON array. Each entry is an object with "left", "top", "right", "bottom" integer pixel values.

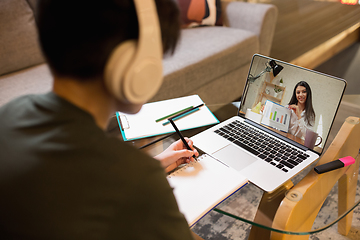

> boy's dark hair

[{"left": 36, "top": 0, "right": 180, "bottom": 80}]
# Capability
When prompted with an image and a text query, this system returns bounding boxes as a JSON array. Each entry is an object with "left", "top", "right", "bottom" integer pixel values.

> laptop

[{"left": 191, "top": 54, "right": 347, "bottom": 192}]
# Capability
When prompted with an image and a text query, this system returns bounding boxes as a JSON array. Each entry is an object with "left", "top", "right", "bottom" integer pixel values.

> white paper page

[
  {"left": 167, "top": 154, "right": 248, "bottom": 227},
  {"left": 261, "top": 100, "right": 291, "bottom": 132},
  {"left": 117, "top": 95, "right": 219, "bottom": 140}
]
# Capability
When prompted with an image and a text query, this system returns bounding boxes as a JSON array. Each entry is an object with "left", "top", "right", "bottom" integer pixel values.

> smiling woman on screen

[{"left": 287, "top": 81, "right": 315, "bottom": 139}]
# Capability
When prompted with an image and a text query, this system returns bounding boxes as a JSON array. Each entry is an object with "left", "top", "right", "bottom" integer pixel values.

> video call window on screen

[{"left": 239, "top": 55, "right": 346, "bottom": 154}]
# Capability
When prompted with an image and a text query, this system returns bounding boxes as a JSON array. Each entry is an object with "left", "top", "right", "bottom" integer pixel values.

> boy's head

[{"left": 36, "top": 0, "right": 180, "bottom": 103}]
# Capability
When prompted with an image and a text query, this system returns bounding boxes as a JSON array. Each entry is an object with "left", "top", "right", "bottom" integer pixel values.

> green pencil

[{"left": 155, "top": 106, "right": 193, "bottom": 122}]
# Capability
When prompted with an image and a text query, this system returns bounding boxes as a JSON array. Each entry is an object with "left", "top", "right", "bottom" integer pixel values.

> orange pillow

[{"left": 176, "top": 0, "right": 223, "bottom": 28}]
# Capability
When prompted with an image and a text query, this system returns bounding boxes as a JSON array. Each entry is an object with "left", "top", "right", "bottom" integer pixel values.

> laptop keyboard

[{"left": 214, "top": 120, "right": 310, "bottom": 173}]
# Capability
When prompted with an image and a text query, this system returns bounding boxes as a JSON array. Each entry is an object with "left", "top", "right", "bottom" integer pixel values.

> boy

[{"left": 0, "top": 0, "right": 199, "bottom": 239}]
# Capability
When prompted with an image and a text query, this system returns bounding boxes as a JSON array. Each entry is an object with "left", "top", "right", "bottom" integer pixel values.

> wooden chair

[
  {"left": 248, "top": 116, "right": 360, "bottom": 240},
  {"left": 271, "top": 116, "right": 360, "bottom": 239}
]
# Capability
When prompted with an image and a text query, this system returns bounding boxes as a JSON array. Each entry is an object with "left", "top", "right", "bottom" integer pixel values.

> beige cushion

[
  {"left": 0, "top": 0, "right": 44, "bottom": 76},
  {"left": 0, "top": 64, "right": 52, "bottom": 106},
  {"left": 26, "top": 0, "right": 38, "bottom": 12},
  {"left": 152, "top": 26, "right": 258, "bottom": 102}
]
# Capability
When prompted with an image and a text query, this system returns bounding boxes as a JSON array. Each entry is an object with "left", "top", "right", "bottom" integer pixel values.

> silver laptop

[{"left": 191, "top": 54, "right": 347, "bottom": 192}]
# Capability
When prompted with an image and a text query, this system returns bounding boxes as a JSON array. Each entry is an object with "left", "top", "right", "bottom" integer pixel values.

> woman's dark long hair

[{"left": 288, "top": 81, "right": 315, "bottom": 126}]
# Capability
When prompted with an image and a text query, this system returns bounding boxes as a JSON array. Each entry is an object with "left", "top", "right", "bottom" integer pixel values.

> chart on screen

[{"left": 261, "top": 100, "right": 291, "bottom": 132}]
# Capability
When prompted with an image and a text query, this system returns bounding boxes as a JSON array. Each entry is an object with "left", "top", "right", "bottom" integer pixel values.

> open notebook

[{"left": 167, "top": 154, "right": 248, "bottom": 227}]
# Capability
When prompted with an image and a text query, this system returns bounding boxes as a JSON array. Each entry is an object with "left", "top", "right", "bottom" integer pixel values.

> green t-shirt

[{"left": 0, "top": 92, "right": 193, "bottom": 240}]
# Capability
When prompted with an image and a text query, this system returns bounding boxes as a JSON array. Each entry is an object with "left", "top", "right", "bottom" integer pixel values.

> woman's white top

[{"left": 287, "top": 106, "right": 313, "bottom": 140}]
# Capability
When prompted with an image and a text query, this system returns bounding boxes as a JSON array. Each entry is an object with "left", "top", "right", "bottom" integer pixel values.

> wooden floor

[{"left": 251, "top": 0, "right": 360, "bottom": 65}]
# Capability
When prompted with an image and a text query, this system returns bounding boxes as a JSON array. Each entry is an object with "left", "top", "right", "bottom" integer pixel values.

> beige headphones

[{"left": 104, "top": 0, "right": 163, "bottom": 104}]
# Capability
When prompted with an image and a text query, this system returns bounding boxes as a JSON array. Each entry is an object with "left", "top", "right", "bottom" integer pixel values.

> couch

[{"left": 0, "top": 0, "right": 278, "bottom": 109}]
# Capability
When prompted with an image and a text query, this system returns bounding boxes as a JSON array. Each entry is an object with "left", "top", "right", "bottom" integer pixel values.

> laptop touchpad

[{"left": 212, "top": 144, "right": 257, "bottom": 171}]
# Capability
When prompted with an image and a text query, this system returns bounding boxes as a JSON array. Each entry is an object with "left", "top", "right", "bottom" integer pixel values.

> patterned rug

[{"left": 191, "top": 165, "right": 360, "bottom": 240}]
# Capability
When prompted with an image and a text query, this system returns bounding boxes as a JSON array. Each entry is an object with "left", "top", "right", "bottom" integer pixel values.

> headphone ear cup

[
  {"left": 122, "top": 54, "right": 163, "bottom": 104},
  {"left": 104, "top": 40, "right": 137, "bottom": 102},
  {"left": 105, "top": 40, "right": 163, "bottom": 104}
]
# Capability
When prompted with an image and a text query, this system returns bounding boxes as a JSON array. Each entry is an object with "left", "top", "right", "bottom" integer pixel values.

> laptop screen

[{"left": 239, "top": 54, "right": 347, "bottom": 154}]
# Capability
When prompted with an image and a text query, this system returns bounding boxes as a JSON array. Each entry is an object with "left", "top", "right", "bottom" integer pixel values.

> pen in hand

[{"left": 168, "top": 118, "right": 197, "bottom": 161}]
